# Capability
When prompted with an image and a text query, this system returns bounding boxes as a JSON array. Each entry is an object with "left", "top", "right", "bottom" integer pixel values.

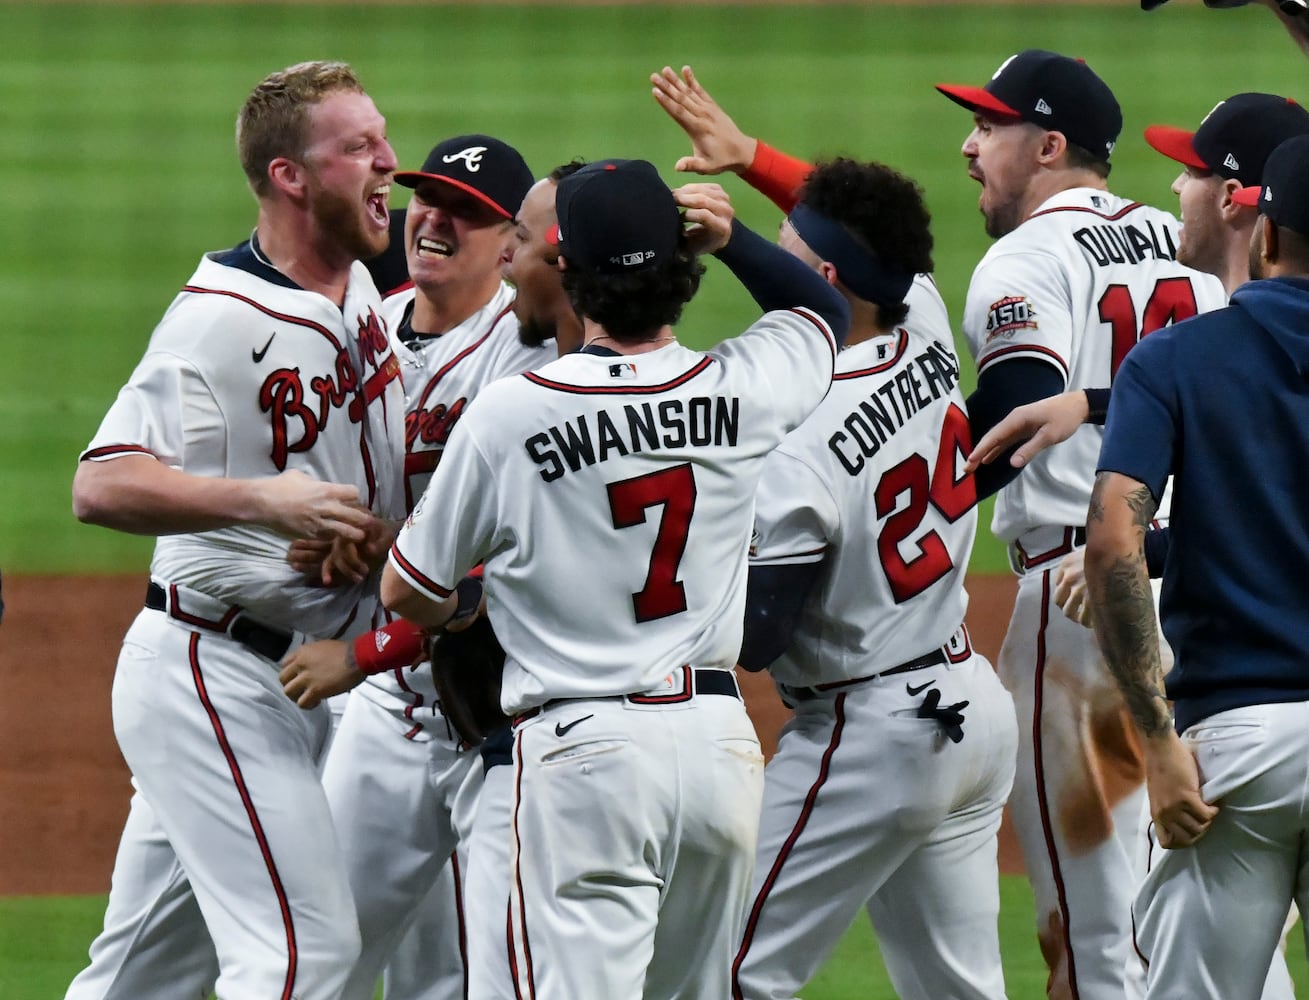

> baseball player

[
  {"left": 382, "top": 161, "right": 848, "bottom": 998},
  {"left": 651, "top": 65, "right": 1017, "bottom": 999},
  {"left": 1085, "top": 132, "right": 1309, "bottom": 1000},
  {"left": 934, "top": 51, "right": 1229, "bottom": 999},
  {"left": 69, "top": 60, "right": 405, "bottom": 1000},
  {"left": 279, "top": 134, "right": 546, "bottom": 1000}
]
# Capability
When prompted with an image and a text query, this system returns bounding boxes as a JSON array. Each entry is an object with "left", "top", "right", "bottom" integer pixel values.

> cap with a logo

[
  {"left": 1232, "top": 134, "right": 1309, "bottom": 235},
  {"left": 548, "top": 160, "right": 681, "bottom": 274},
  {"left": 936, "top": 49, "right": 1122, "bottom": 161},
  {"left": 1144, "top": 94, "right": 1309, "bottom": 187},
  {"left": 394, "top": 134, "right": 533, "bottom": 220}
]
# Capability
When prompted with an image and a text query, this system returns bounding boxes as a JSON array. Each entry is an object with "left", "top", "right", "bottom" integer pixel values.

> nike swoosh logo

[
  {"left": 252, "top": 332, "right": 276, "bottom": 363},
  {"left": 906, "top": 680, "right": 935, "bottom": 696},
  {"left": 554, "top": 714, "right": 594, "bottom": 738}
]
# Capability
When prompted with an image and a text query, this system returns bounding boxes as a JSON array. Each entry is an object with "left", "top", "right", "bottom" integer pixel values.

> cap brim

[
  {"left": 392, "top": 172, "right": 514, "bottom": 219},
  {"left": 1232, "top": 185, "right": 1262, "bottom": 207},
  {"left": 1143, "top": 125, "right": 1209, "bottom": 170},
  {"left": 934, "top": 83, "right": 1022, "bottom": 120}
]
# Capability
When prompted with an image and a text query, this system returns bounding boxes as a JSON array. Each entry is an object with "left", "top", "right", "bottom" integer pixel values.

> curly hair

[
  {"left": 798, "top": 158, "right": 933, "bottom": 327},
  {"left": 561, "top": 240, "right": 705, "bottom": 343},
  {"left": 237, "top": 61, "right": 364, "bottom": 197}
]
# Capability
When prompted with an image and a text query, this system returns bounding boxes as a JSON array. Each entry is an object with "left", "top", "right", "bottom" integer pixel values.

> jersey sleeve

[
  {"left": 963, "top": 249, "right": 1075, "bottom": 386},
  {"left": 388, "top": 416, "right": 500, "bottom": 602},
  {"left": 1097, "top": 336, "right": 1177, "bottom": 502},
  {"left": 750, "top": 447, "right": 837, "bottom": 566},
  {"left": 80, "top": 350, "right": 226, "bottom": 474},
  {"left": 710, "top": 309, "right": 836, "bottom": 433}
]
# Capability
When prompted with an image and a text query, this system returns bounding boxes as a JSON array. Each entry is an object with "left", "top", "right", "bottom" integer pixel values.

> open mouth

[
  {"left": 416, "top": 237, "right": 454, "bottom": 259},
  {"left": 367, "top": 184, "right": 390, "bottom": 227}
]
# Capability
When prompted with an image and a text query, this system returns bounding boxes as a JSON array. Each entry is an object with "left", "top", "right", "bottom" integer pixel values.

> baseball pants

[
  {"left": 320, "top": 690, "right": 482, "bottom": 1000},
  {"left": 1135, "top": 701, "right": 1309, "bottom": 1000},
  {"left": 733, "top": 653, "right": 1017, "bottom": 1000},
  {"left": 465, "top": 760, "right": 517, "bottom": 1000},
  {"left": 509, "top": 691, "right": 765, "bottom": 1000},
  {"left": 111, "top": 610, "right": 360, "bottom": 1000}
]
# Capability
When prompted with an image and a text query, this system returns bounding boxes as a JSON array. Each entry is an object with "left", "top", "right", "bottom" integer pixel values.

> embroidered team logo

[
  {"left": 985, "top": 295, "right": 1038, "bottom": 342},
  {"left": 609, "top": 362, "right": 638, "bottom": 379},
  {"left": 442, "top": 145, "right": 488, "bottom": 172}
]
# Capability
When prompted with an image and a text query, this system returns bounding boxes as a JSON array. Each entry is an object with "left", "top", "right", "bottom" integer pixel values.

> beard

[
  {"left": 313, "top": 186, "right": 389, "bottom": 263},
  {"left": 517, "top": 313, "right": 556, "bottom": 348}
]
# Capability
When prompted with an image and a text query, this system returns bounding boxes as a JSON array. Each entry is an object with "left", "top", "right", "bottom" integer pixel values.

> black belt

[
  {"left": 145, "top": 582, "right": 293, "bottom": 663},
  {"left": 512, "top": 666, "right": 741, "bottom": 727},
  {"left": 784, "top": 647, "right": 949, "bottom": 703}
]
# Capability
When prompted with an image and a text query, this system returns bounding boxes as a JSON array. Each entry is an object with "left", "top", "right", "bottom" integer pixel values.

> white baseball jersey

[
  {"left": 356, "top": 280, "right": 553, "bottom": 734},
  {"left": 751, "top": 276, "right": 974, "bottom": 686},
  {"left": 390, "top": 307, "right": 838, "bottom": 713},
  {"left": 963, "top": 187, "right": 1226, "bottom": 542},
  {"left": 82, "top": 246, "right": 406, "bottom": 638}
]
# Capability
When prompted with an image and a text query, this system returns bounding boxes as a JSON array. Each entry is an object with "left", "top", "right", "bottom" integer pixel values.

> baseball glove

[{"left": 427, "top": 616, "right": 509, "bottom": 748}]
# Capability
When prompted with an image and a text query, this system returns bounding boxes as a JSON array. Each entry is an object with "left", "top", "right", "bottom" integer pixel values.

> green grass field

[
  {"left": 2, "top": 1, "right": 1307, "bottom": 575},
  {"left": 4, "top": 3, "right": 1309, "bottom": 996}
]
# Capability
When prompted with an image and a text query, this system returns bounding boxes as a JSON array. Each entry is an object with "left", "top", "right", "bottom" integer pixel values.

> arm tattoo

[{"left": 1088, "top": 473, "right": 1170, "bottom": 737}]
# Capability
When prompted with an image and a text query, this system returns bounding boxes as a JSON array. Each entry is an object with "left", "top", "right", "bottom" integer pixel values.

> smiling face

[
  {"left": 961, "top": 112, "right": 1046, "bottom": 239},
  {"left": 505, "top": 178, "right": 572, "bottom": 348},
  {"left": 1171, "top": 166, "right": 1229, "bottom": 277},
  {"left": 403, "top": 181, "right": 512, "bottom": 294},
  {"left": 299, "top": 90, "right": 397, "bottom": 261}
]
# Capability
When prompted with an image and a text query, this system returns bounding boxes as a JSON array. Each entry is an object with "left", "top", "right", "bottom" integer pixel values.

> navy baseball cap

[
  {"left": 936, "top": 50, "right": 1122, "bottom": 162},
  {"left": 1232, "top": 134, "right": 1309, "bottom": 235},
  {"left": 394, "top": 134, "right": 533, "bottom": 220},
  {"left": 548, "top": 160, "right": 681, "bottom": 274},
  {"left": 1143, "top": 1, "right": 1308, "bottom": 10},
  {"left": 1145, "top": 94, "right": 1309, "bottom": 187}
]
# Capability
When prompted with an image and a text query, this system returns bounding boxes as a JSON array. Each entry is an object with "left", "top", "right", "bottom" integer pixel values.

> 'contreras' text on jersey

[
  {"left": 1073, "top": 220, "right": 1177, "bottom": 268},
  {"left": 526, "top": 396, "right": 740, "bottom": 483},
  {"left": 828, "top": 341, "right": 960, "bottom": 476}
]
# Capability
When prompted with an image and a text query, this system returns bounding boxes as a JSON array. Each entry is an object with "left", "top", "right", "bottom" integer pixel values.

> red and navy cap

[
  {"left": 1146, "top": 94, "right": 1309, "bottom": 188},
  {"left": 1232, "top": 134, "right": 1309, "bottom": 235},
  {"left": 1142, "top": 2, "right": 1256, "bottom": 9},
  {"left": 936, "top": 49, "right": 1122, "bottom": 162},
  {"left": 547, "top": 160, "right": 681, "bottom": 274},
  {"left": 394, "top": 134, "right": 533, "bottom": 220}
]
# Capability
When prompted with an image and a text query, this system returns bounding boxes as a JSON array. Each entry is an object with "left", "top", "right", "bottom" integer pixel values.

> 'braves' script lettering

[
  {"left": 260, "top": 352, "right": 359, "bottom": 470},
  {"left": 406, "top": 398, "right": 468, "bottom": 450}
]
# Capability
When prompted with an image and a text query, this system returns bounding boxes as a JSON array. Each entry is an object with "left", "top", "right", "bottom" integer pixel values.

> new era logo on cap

[
  {"left": 394, "top": 134, "right": 534, "bottom": 220},
  {"left": 1231, "top": 134, "right": 1309, "bottom": 236},
  {"left": 1144, "top": 93, "right": 1309, "bottom": 188},
  {"left": 936, "top": 49, "right": 1122, "bottom": 161}
]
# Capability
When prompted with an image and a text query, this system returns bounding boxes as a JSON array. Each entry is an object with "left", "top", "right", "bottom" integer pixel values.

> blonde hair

[{"left": 236, "top": 61, "right": 364, "bottom": 196}]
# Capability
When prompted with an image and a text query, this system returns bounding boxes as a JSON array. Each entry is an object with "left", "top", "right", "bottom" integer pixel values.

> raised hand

[
  {"left": 964, "top": 391, "right": 1090, "bottom": 473},
  {"left": 651, "top": 65, "right": 757, "bottom": 176}
]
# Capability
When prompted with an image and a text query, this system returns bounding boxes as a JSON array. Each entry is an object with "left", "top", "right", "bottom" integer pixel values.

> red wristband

[
  {"left": 742, "top": 141, "right": 813, "bottom": 214},
  {"left": 353, "top": 619, "right": 426, "bottom": 675}
]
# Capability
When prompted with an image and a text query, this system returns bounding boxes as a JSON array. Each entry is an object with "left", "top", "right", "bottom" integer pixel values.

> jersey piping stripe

[
  {"left": 522, "top": 356, "right": 716, "bottom": 395},
  {"left": 389, "top": 546, "right": 455, "bottom": 601},
  {"left": 414, "top": 302, "right": 515, "bottom": 412},
  {"left": 833, "top": 330, "right": 910, "bottom": 380},
  {"left": 731, "top": 692, "right": 847, "bottom": 1000},
  {"left": 79, "top": 444, "right": 156, "bottom": 462},
  {"left": 789, "top": 305, "right": 839, "bottom": 361},
  {"left": 1027, "top": 201, "right": 1144, "bottom": 223},
  {"left": 510, "top": 730, "right": 538, "bottom": 1000},
  {"left": 181, "top": 285, "right": 346, "bottom": 352},
  {"left": 1032, "top": 573, "right": 1082, "bottom": 999},
  {"left": 187, "top": 633, "right": 299, "bottom": 1000},
  {"left": 977, "top": 343, "right": 1070, "bottom": 381}
]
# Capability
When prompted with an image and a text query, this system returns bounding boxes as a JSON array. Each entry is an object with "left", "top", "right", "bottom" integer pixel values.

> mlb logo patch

[{"left": 609, "top": 362, "right": 638, "bottom": 379}]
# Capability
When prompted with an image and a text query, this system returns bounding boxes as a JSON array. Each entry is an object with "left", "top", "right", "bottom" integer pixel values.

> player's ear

[
  {"left": 556, "top": 255, "right": 571, "bottom": 273},
  {"left": 1038, "top": 129, "right": 1067, "bottom": 167},
  {"left": 267, "top": 157, "right": 308, "bottom": 201},
  {"left": 818, "top": 261, "right": 840, "bottom": 287},
  {"left": 1218, "top": 178, "right": 1247, "bottom": 223},
  {"left": 1261, "top": 216, "right": 1281, "bottom": 265}
]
